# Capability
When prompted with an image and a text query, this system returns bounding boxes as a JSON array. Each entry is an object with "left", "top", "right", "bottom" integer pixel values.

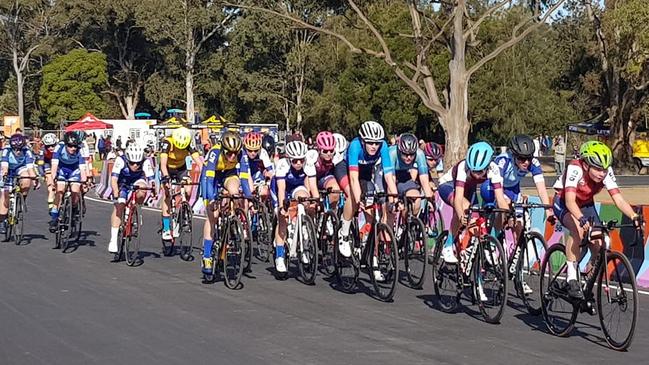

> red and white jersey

[{"left": 553, "top": 160, "right": 620, "bottom": 206}]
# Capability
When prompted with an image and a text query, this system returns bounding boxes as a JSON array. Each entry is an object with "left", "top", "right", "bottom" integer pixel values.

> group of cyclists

[{"left": 0, "top": 120, "right": 642, "bottom": 306}]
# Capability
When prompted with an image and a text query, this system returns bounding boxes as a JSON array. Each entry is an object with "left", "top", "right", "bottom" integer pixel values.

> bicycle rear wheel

[
  {"left": 12, "top": 193, "right": 25, "bottom": 245},
  {"left": 298, "top": 214, "right": 318, "bottom": 285},
  {"left": 597, "top": 250, "right": 638, "bottom": 351},
  {"left": 540, "top": 243, "right": 578, "bottom": 336},
  {"left": 370, "top": 223, "right": 398, "bottom": 302},
  {"left": 318, "top": 210, "right": 338, "bottom": 277},
  {"left": 178, "top": 202, "right": 194, "bottom": 261},
  {"left": 474, "top": 235, "right": 508, "bottom": 324},
  {"left": 431, "top": 231, "right": 459, "bottom": 312},
  {"left": 223, "top": 216, "right": 245, "bottom": 289},
  {"left": 403, "top": 216, "right": 427, "bottom": 289},
  {"left": 60, "top": 198, "right": 73, "bottom": 252},
  {"left": 254, "top": 204, "right": 272, "bottom": 263},
  {"left": 516, "top": 231, "right": 547, "bottom": 315},
  {"left": 125, "top": 205, "right": 141, "bottom": 266}
]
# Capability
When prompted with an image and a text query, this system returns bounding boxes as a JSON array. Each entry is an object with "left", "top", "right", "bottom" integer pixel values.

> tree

[
  {"left": 232, "top": 0, "right": 568, "bottom": 165},
  {"left": 59, "top": 0, "right": 160, "bottom": 119},
  {"left": 0, "top": 0, "right": 55, "bottom": 128},
  {"left": 135, "top": 0, "right": 237, "bottom": 123},
  {"left": 584, "top": 0, "right": 649, "bottom": 165},
  {"left": 39, "top": 49, "right": 110, "bottom": 123}
]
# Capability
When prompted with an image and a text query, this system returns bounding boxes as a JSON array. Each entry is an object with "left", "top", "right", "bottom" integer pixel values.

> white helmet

[
  {"left": 42, "top": 133, "right": 58, "bottom": 146},
  {"left": 285, "top": 141, "right": 308, "bottom": 159},
  {"left": 125, "top": 144, "right": 145, "bottom": 163},
  {"left": 333, "top": 133, "right": 348, "bottom": 155},
  {"left": 359, "top": 121, "right": 385, "bottom": 142}
]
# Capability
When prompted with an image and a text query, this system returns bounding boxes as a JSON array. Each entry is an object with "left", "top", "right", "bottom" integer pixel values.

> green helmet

[{"left": 580, "top": 140, "right": 612, "bottom": 169}]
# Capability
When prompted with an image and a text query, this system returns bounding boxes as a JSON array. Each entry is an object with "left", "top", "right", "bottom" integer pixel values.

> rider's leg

[
  {"left": 0, "top": 188, "right": 9, "bottom": 233},
  {"left": 18, "top": 169, "right": 32, "bottom": 195},
  {"left": 161, "top": 176, "right": 172, "bottom": 237},
  {"left": 109, "top": 199, "right": 125, "bottom": 253},
  {"left": 46, "top": 171, "right": 55, "bottom": 210}
]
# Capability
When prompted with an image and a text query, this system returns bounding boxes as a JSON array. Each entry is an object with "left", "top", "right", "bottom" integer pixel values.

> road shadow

[{"left": 12, "top": 233, "right": 48, "bottom": 246}]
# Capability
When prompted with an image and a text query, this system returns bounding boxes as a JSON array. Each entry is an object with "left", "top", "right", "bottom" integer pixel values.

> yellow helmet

[
  {"left": 221, "top": 131, "right": 242, "bottom": 152},
  {"left": 580, "top": 140, "right": 612, "bottom": 169},
  {"left": 172, "top": 127, "right": 192, "bottom": 149}
]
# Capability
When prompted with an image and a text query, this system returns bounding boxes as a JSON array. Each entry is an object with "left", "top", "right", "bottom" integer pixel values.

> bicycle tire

[
  {"left": 12, "top": 193, "right": 25, "bottom": 245},
  {"left": 474, "top": 235, "right": 508, "bottom": 324},
  {"left": 431, "top": 231, "right": 459, "bottom": 312},
  {"left": 335, "top": 218, "right": 359, "bottom": 292},
  {"left": 236, "top": 208, "right": 253, "bottom": 273},
  {"left": 403, "top": 215, "right": 427, "bottom": 289},
  {"left": 178, "top": 202, "right": 194, "bottom": 261},
  {"left": 125, "top": 205, "right": 141, "bottom": 266},
  {"left": 161, "top": 213, "right": 175, "bottom": 257},
  {"left": 60, "top": 197, "right": 73, "bottom": 252},
  {"left": 223, "top": 216, "right": 245, "bottom": 289},
  {"left": 370, "top": 223, "right": 398, "bottom": 302},
  {"left": 255, "top": 204, "right": 272, "bottom": 263},
  {"left": 516, "top": 231, "right": 547, "bottom": 315},
  {"left": 116, "top": 220, "right": 126, "bottom": 263},
  {"left": 298, "top": 214, "right": 319, "bottom": 285},
  {"left": 597, "top": 250, "right": 638, "bottom": 351},
  {"left": 540, "top": 243, "right": 578, "bottom": 337},
  {"left": 72, "top": 197, "right": 83, "bottom": 243},
  {"left": 318, "top": 210, "right": 338, "bottom": 277}
]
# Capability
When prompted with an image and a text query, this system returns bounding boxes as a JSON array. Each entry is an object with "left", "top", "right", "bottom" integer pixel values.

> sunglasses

[
  {"left": 66, "top": 144, "right": 79, "bottom": 149},
  {"left": 516, "top": 156, "right": 532, "bottom": 163},
  {"left": 128, "top": 161, "right": 142, "bottom": 167},
  {"left": 365, "top": 141, "right": 381, "bottom": 146},
  {"left": 402, "top": 153, "right": 415, "bottom": 158},
  {"left": 321, "top": 149, "right": 334, "bottom": 154},
  {"left": 225, "top": 151, "right": 238, "bottom": 158},
  {"left": 472, "top": 168, "right": 487, "bottom": 176},
  {"left": 291, "top": 158, "right": 305, "bottom": 164}
]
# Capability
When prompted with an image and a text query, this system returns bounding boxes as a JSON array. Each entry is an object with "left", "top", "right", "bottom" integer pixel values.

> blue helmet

[{"left": 466, "top": 141, "right": 494, "bottom": 171}]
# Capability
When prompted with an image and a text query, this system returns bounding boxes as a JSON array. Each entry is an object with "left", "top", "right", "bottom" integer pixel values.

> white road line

[{"left": 84, "top": 196, "right": 206, "bottom": 221}]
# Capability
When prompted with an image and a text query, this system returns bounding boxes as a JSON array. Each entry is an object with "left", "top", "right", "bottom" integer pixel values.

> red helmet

[
  {"left": 243, "top": 132, "right": 263, "bottom": 151},
  {"left": 424, "top": 142, "right": 443, "bottom": 161},
  {"left": 316, "top": 131, "right": 336, "bottom": 150}
]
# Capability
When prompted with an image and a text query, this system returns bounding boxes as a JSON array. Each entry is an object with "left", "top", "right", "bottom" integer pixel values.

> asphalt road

[{"left": 1, "top": 188, "right": 648, "bottom": 365}]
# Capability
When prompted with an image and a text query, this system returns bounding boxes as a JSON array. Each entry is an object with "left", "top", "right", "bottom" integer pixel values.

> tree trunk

[
  {"left": 13, "top": 49, "right": 25, "bottom": 129},
  {"left": 125, "top": 95, "right": 136, "bottom": 120}
]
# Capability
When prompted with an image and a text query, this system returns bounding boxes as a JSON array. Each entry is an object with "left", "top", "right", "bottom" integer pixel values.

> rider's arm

[
  {"left": 530, "top": 158, "right": 553, "bottom": 215},
  {"left": 380, "top": 142, "right": 397, "bottom": 196},
  {"left": 159, "top": 139, "right": 172, "bottom": 178},
  {"left": 239, "top": 153, "right": 252, "bottom": 198},
  {"left": 50, "top": 145, "right": 61, "bottom": 180},
  {"left": 415, "top": 150, "right": 433, "bottom": 198},
  {"left": 110, "top": 158, "right": 124, "bottom": 197},
  {"left": 563, "top": 164, "right": 586, "bottom": 223},
  {"left": 277, "top": 178, "right": 286, "bottom": 209},
  {"left": 261, "top": 149, "right": 275, "bottom": 179},
  {"left": 25, "top": 150, "right": 36, "bottom": 178},
  {"left": 202, "top": 147, "right": 220, "bottom": 201},
  {"left": 487, "top": 162, "right": 508, "bottom": 210},
  {"left": 143, "top": 159, "right": 156, "bottom": 188},
  {"left": 347, "top": 140, "right": 363, "bottom": 203},
  {"left": 603, "top": 168, "right": 637, "bottom": 219},
  {"left": 0, "top": 148, "right": 8, "bottom": 176},
  {"left": 78, "top": 152, "right": 87, "bottom": 182},
  {"left": 190, "top": 144, "right": 203, "bottom": 168},
  {"left": 305, "top": 162, "right": 319, "bottom": 199}
]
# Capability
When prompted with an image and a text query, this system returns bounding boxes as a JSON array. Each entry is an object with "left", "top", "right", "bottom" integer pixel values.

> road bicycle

[
  {"left": 393, "top": 194, "right": 428, "bottom": 289},
  {"left": 160, "top": 180, "right": 198, "bottom": 260},
  {"left": 2, "top": 176, "right": 37, "bottom": 245},
  {"left": 114, "top": 185, "right": 155, "bottom": 266},
  {"left": 54, "top": 180, "right": 85, "bottom": 252}
]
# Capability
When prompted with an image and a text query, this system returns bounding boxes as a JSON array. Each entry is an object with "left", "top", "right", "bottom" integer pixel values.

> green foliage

[{"left": 39, "top": 49, "right": 110, "bottom": 123}]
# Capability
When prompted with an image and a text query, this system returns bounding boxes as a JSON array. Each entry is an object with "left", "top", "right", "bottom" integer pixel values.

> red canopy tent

[{"left": 65, "top": 113, "right": 112, "bottom": 131}]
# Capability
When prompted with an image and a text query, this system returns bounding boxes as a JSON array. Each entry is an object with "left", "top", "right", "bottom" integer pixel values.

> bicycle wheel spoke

[{"left": 475, "top": 235, "right": 507, "bottom": 324}]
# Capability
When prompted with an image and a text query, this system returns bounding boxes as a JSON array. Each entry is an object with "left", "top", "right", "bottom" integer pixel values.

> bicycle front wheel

[
  {"left": 178, "top": 202, "right": 194, "bottom": 261},
  {"left": 298, "top": 214, "right": 318, "bottom": 285},
  {"left": 516, "top": 231, "right": 547, "bottom": 315},
  {"left": 370, "top": 223, "right": 398, "bottom": 302},
  {"left": 474, "top": 235, "right": 508, "bottom": 324},
  {"left": 318, "top": 210, "right": 338, "bottom": 277},
  {"left": 125, "top": 206, "right": 141, "bottom": 266},
  {"left": 236, "top": 208, "right": 253, "bottom": 273},
  {"left": 597, "top": 250, "right": 638, "bottom": 351},
  {"left": 403, "top": 216, "right": 427, "bottom": 289},
  {"left": 223, "top": 216, "right": 245, "bottom": 289},
  {"left": 431, "top": 231, "right": 459, "bottom": 313},
  {"left": 60, "top": 198, "right": 73, "bottom": 252},
  {"left": 12, "top": 193, "right": 25, "bottom": 245},
  {"left": 255, "top": 205, "right": 272, "bottom": 263},
  {"left": 540, "top": 243, "right": 578, "bottom": 337}
]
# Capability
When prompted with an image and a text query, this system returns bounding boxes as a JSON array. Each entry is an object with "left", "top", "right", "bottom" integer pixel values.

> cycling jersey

[
  {"left": 1, "top": 147, "right": 35, "bottom": 172},
  {"left": 202, "top": 144, "right": 252, "bottom": 200},
  {"left": 438, "top": 160, "right": 503, "bottom": 206},
  {"left": 388, "top": 145, "right": 428, "bottom": 179},
  {"left": 244, "top": 148, "right": 274, "bottom": 182},
  {"left": 494, "top": 152, "right": 544, "bottom": 189},
  {"left": 160, "top": 137, "right": 199, "bottom": 170},
  {"left": 347, "top": 137, "right": 394, "bottom": 176},
  {"left": 553, "top": 160, "right": 620, "bottom": 206},
  {"left": 52, "top": 142, "right": 85, "bottom": 182},
  {"left": 274, "top": 157, "right": 316, "bottom": 198},
  {"left": 111, "top": 156, "right": 155, "bottom": 186}
]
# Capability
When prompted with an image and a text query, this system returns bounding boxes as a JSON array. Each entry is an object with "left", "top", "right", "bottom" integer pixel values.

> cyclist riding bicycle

[
  {"left": 200, "top": 130, "right": 252, "bottom": 275},
  {"left": 306, "top": 131, "right": 345, "bottom": 208},
  {"left": 336, "top": 121, "right": 398, "bottom": 273},
  {"left": 108, "top": 144, "right": 155, "bottom": 254},
  {"left": 437, "top": 141, "right": 508, "bottom": 264},
  {"left": 552, "top": 140, "right": 640, "bottom": 299},
  {"left": 48, "top": 132, "right": 88, "bottom": 232},
  {"left": 0, "top": 134, "right": 39, "bottom": 234},
  {"left": 387, "top": 133, "right": 434, "bottom": 216},
  {"left": 159, "top": 127, "right": 202, "bottom": 240},
  {"left": 37, "top": 133, "right": 59, "bottom": 212},
  {"left": 242, "top": 132, "right": 274, "bottom": 200},
  {"left": 423, "top": 142, "right": 444, "bottom": 183},
  {"left": 273, "top": 140, "right": 319, "bottom": 273}
]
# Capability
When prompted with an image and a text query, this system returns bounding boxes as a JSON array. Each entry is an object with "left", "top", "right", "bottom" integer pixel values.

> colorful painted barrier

[{"left": 96, "top": 161, "right": 649, "bottom": 287}]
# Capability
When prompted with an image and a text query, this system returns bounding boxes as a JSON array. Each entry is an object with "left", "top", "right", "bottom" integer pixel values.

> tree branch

[{"left": 464, "top": 0, "right": 511, "bottom": 39}]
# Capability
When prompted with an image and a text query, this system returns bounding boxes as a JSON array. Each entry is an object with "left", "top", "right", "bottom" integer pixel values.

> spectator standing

[
  {"left": 533, "top": 135, "right": 541, "bottom": 157},
  {"left": 116, "top": 135, "right": 123, "bottom": 150},
  {"left": 97, "top": 136, "right": 105, "bottom": 159},
  {"left": 104, "top": 136, "right": 112, "bottom": 159},
  {"left": 553, "top": 136, "right": 566, "bottom": 175}
]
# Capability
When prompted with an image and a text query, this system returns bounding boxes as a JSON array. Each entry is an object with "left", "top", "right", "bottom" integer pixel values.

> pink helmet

[
  {"left": 424, "top": 142, "right": 443, "bottom": 161},
  {"left": 316, "top": 131, "right": 336, "bottom": 150}
]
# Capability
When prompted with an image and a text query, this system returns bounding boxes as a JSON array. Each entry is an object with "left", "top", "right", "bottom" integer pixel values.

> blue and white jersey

[
  {"left": 388, "top": 145, "right": 428, "bottom": 175},
  {"left": 111, "top": 156, "right": 155, "bottom": 186},
  {"left": 1, "top": 147, "right": 35, "bottom": 172},
  {"left": 494, "top": 151, "right": 544, "bottom": 189},
  {"left": 275, "top": 157, "right": 316, "bottom": 192},
  {"left": 346, "top": 137, "right": 394, "bottom": 176},
  {"left": 52, "top": 142, "right": 85, "bottom": 168}
]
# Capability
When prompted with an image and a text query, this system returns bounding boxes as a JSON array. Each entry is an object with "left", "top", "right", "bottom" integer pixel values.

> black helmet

[
  {"left": 262, "top": 134, "right": 275, "bottom": 155},
  {"left": 508, "top": 134, "right": 535, "bottom": 158},
  {"left": 397, "top": 133, "right": 418, "bottom": 155},
  {"left": 9, "top": 134, "right": 26, "bottom": 149},
  {"left": 63, "top": 131, "right": 81, "bottom": 146}
]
